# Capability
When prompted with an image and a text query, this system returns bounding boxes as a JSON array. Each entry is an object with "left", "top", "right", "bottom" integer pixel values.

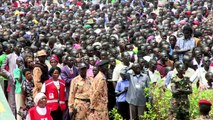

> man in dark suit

[{"left": 61, "top": 55, "right": 79, "bottom": 120}]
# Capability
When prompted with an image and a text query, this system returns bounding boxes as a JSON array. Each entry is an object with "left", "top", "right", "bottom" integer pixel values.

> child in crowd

[{"left": 115, "top": 68, "right": 130, "bottom": 120}]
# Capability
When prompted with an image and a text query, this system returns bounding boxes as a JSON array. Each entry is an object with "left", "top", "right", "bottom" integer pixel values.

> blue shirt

[
  {"left": 115, "top": 79, "right": 129, "bottom": 102},
  {"left": 126, "top": 72, "right": 149, "bottom": 106},
  {"left": 175, "top": 37, "right": 195, "bottom": 61}
]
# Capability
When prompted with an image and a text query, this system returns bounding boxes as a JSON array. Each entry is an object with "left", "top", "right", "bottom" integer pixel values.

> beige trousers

[{"left": 15, "top": 93, "right": 24, "bottom": 120}]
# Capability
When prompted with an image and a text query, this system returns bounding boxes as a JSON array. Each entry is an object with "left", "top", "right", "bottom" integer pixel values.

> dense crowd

[{"left": 0, "top": 0, "right": 213, "bottom": 120}]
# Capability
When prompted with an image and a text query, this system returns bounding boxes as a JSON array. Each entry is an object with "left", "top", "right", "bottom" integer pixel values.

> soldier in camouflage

[{"left": 170, "top": 63, "right": 192, "bottom": 120}]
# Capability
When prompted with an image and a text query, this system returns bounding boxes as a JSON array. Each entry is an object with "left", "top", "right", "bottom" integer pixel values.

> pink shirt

[{"left": 87, "top": 65, "right": 94, "bottom": 77}]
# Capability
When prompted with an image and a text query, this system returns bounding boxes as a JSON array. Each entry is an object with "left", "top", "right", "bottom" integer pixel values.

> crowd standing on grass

[{"left": 0, "top": 0, "right": 213, "bottom": 120}]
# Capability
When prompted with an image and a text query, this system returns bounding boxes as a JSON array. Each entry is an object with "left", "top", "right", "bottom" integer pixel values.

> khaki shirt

[
  {"left": 68, "top": 75, "right": 92, "bottom": 112},
  {"left": 90, "top": 72, "right": 108, "bottom": 111}
]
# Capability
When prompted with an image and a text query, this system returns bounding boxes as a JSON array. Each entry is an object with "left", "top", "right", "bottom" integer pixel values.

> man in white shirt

[
  {"left": 112, "top": 52, "right": 133, "bottom": 87},
  {"left": 191, "top": 56, "right": 213, "bottom": 90},
  {"left": 147, "top": 59, "right": 161, "bottom": 84}
]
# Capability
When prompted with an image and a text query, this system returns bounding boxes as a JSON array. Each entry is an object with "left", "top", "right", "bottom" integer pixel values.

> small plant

[
  {"left": 142, "top": 80, "right": 172, "bottom": 120},
  {"left": 109, "top": 108, "right": 123, "bottom": 120}
]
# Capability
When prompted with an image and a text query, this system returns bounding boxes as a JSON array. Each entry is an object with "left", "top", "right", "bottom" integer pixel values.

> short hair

[
  {"left": 22, "top": 68, "right": 31, "bottom": 76},
  {"left": 194, "top": 31, "right": 202, "bottom": 37},
  {"left": 49, "top": 66, "right": 61, "bottom": 76},
  {"left": 183, "top": 25, "right": 193, "bottom": 34},
  {"left": 199, "top": 104, "right": 211, "bottom": 116}
]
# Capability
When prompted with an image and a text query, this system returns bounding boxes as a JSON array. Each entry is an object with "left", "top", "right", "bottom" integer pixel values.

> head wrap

[
  {"left": 34, "top": 92, "right": 46, "bottom": 105},
  {"left": 50, "top": 55, "right": 59, "bottom": 62}
]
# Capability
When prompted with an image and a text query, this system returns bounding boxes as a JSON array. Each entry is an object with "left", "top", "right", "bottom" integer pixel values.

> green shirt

[
  {"left": 13, "top": 67, "right": 24, "bottom": 94},
  {"left": 0, "top": 54, "right": 7, "bottom": 81},
  {"left": 0, "top": 54, "right": 6, "bottom": 68}
]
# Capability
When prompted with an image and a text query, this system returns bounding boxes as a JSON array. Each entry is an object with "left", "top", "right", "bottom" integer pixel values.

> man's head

[
  {"left": 132, "top": 63, "right": 141, "bottom": 75},
  {"left": 183, "top": 25, "right": 193, "bottom": 39},
  {"left": 183, "top": 54, "right": 192, "bottom": 66},
  {"left": 172, "top": 53, "right": 179, "bottom": 62},
  {"left": 198, "top": 99, "right": 212, "bottom": 116},
  {"left": 205, "top": 72, "right": 213, "bottom": 86},
  {"left": 202, "top": 56, "right": 210, "bottom": 68},
  {"left": 97, "top": 60, "right": 109, "bottom": 74},
  {"left": 109, "top": 57, "right": 116, "bottom": 67},
  {"left": 149, "top": 59, "right": 157, "bottom": 71},
  {"left": 100, "top": 51, "right": 108, "bottom": 60},
  {"left": 78, "top": 62, "right": 88, "bottom": 79},
  {"left": 193, "top": 47, "right": 202, "bottom": 62},
  {"left": 66, "top": 55, "right": 75, "bottom": 68},
  {"left": 160, "top": 51, "right": 168, "bottom": 62},
  {"left": 176, "top": 63, "right": 186, "bottom": 75},
  {"left": 14, "top": 42, "right": 22, "bottom": 55},
  {"left": 169, "top": 35, "right": 177, "bottom": 48},
  {"left": 37, "top": 50, "right": 47, "bottom": 64},
  {"left": 120, "top": 68, "right": 128, "bottom": 80},
  {"left": 93, "top": 66, "right": 99, "bottom": 77},
  {"left": 16, "top": 57, "right": 24, "bottom": 68},
  {"left": 162, "top": 43, "right": 170, "bottom": 54},
  {"left": 121, "top": 52, "right": 130, "bottom": 64}
]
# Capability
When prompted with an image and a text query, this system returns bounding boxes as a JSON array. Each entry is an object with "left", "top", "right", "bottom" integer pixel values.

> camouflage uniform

[
  {"left": 88, "top": 71, "right": 109, "bottom": 120},
  {"left": 68, "top": 75, "right": 92, "bottom": 120},
  {"left": 170, "top": 76, "right": 192, "bottom": 120}
]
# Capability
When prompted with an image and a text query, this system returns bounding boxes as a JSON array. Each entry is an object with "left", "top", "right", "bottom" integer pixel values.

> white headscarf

[{"left": 34, "top": 92, "right": 46, "bottom": 105}]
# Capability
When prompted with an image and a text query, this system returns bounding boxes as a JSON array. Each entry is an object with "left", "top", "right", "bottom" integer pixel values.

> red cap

[
  {"left": 76, "top": 1, "right": 82, "bottom": 6},
  {"left": 185, "top": 11, "right": 191, "bottom": 15},
  {"left": 192, "top": 21, "right": 199, "bottom": 25},
  {"left": 179, "top": 20, "right": 186, "bottom": 25},
  {"left": 199, "top": 99, "right": 212, "bottom": 105},
  {"left": 50, "top": 55, "right": 59, "bottom": 62},
  {"left": 20, "top": 12, "right": 25, "bottom": 17}
]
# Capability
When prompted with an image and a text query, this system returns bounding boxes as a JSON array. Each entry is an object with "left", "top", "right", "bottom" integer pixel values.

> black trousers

[
  {"left": 107, "top": 82, "right": 116, "bottom": 112},
  {"left": 117, "top": 102, "right": 130, "bottom": 120},
  {"left": 51, "top": 107, "right": 63, "bottom": 120},
  {"left": 63, "top": 101, "right": 70, "bottom": 120}
]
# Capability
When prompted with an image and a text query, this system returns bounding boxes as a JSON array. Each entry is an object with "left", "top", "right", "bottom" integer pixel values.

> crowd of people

[{"left": 0, "top": 0, "right": 213, "bottom": 120}]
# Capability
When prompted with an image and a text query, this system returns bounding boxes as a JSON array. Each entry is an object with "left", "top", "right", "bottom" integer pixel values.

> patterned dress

[
  {"left": 88, "top": 71, "right": 109, "bottom": 120},
  {"left": 22, "top": 79, "right": 34, "bottom": 108}
]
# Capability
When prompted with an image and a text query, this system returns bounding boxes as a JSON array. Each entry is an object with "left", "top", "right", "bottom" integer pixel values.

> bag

[
  {"left": 69, "top": 108, "right": 77, "bottom": 120},
  {"left": 17, "top": 107, "right": 29, "bottom": 119}
]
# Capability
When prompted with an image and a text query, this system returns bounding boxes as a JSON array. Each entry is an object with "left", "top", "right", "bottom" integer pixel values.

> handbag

[
  {"left": 69, "top": 108, "right": 77, "bottom": 120},
  {"left": 17, "top": 106, "right": 29, "bottom": 119}
]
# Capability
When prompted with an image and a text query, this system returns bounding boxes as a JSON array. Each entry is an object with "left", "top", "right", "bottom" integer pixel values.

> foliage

[
  {"left": 109, "top": 108, "right": 123, "bottom": 120},
  {"left": 142, "top": 80, "right": 213, "bottom": 120},
  {"left": 189, "top": 86, "right": 213, "bottom": 119},
  {"left": 142, "top": 80, "right": 172, "bottom": 120}
]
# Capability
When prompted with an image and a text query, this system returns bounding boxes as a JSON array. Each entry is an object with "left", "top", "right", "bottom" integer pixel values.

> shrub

[
  {"left": 142, "top": 80, "right": 213, "bottom": 120},
  {"left": 109, "top": 108, "right": 123, "bottom": 120}
]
